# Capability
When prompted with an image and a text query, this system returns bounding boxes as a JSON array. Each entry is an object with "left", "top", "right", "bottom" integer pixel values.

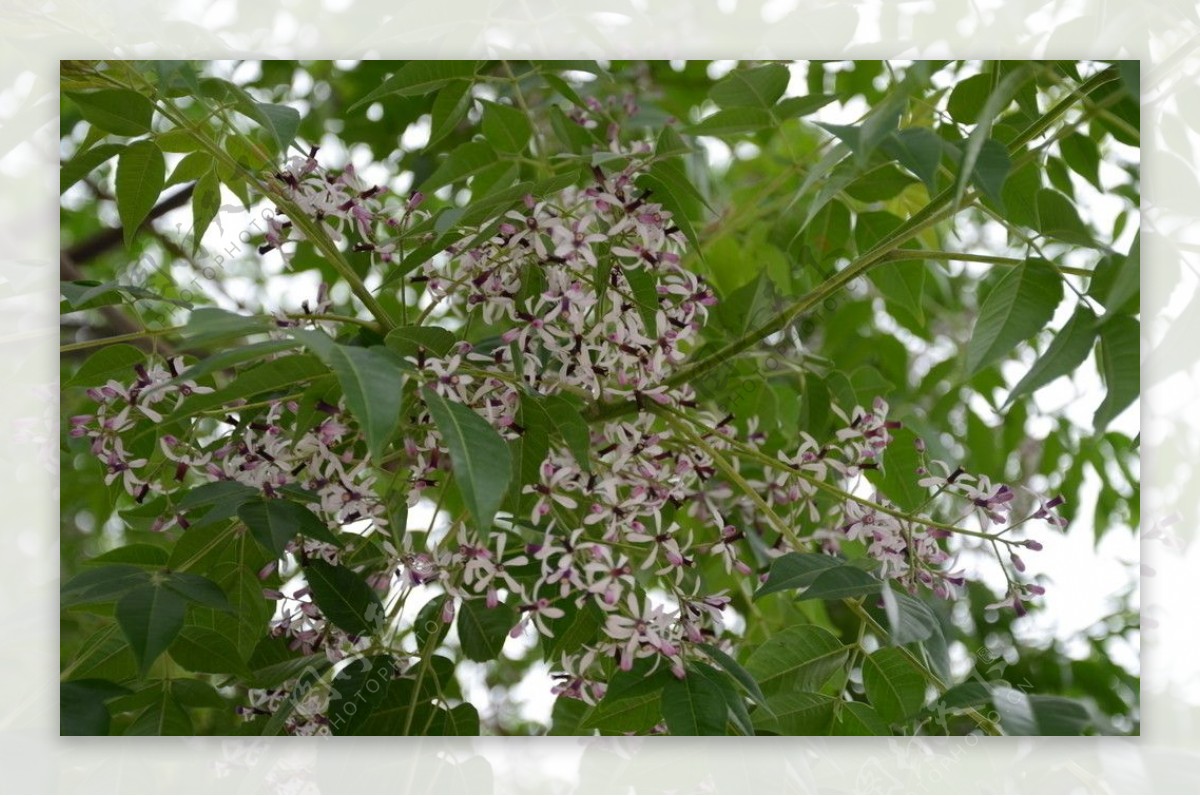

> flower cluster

[{"left": 70, "top": 147, "right": 1067, "bottom": 733}]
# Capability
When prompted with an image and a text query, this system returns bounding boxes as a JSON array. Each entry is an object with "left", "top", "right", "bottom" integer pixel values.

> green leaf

[
  {"left": 699, "top": 643, "right": 769, "bottom": 708},
  {"left": 427, "top": 81, "right": 474, "bottom": 149},
  {"left": 422, "top": 387, "right": 513, "bottom": 531},
  {"left": 384, "top": 325, "right": 458, "bottom": 359},
  {"left": 61, "top": 143, "right": 125, "bottom": 194},
  {"left": 350, "top": 61, "right": 481, "bottom": 110},
  {"left": 457, "top": 598, "right": 517, "bottom": 662},
  {"left": 327, "top": 655, "right": 395, "bottom": 735},
  {"left": 880, "top": 583, "right": 939, "bottom": 646},
  {"left": 709, "top": 64, "right": 790, "bottom": 109},
  {"left": 857, "top": 212, "right": 926, "bottom": 328},
  {"left": 946, "top": 73, "right": 993, "bottom": 125},
  {"left": 687, "top": 107, "right": 776, "bottom": 137},
  {"left": 420, "top": 140, "right": 499, "bottom": 195},
  {"left": 1036, "top": 188, "right": 1096, "bottom": 247},
  {"left": 966, "top": 259, "right": 1063, "bottom": 376},
  {"left": 164, "top": 151, "right": 213, "bottom": 188},
  {"left": 774, "top": 94, "right": 836, "bottom": 119},
  {"left": 1059, "top": 132, "right": 1102, "bottom": 189},
  {"left": 246, "top": 102, "right": 301, "bottom": 153},
  {"left": 427, "top": 703, "right": 481, "bottom": 736},
  {"left": 833, "top": 700, "right": 891, "bottom": 735},
  {"left": 238, "top": 498, "right": 342, "bottom": 557},
  {"left": 115, "top": 140, "right": 165, "bottom": 249},
  {"left": 844, "top": 163, "right": 918, "bottom": 202},
  {"left": 61, "top": 679, "right": 131, "bottom": 736},
  {"left": 971, "top": 138, "right": 1011, "bottom": 208},
  {"left": 415, "top": 595, "right": 452, "bottom": 651},
  {"left": 87, "top": 544, "right": 169, "bottom": 568},
  {"left": 539, "top": 394, "right": 592, "bottom": 471},
  {"left": 796, "top": 565, "right": 882, "bottom": 601},
  {"left": 661, "top": 670, "right": 730, "bottom": 735},
  {"left": 303, "top": 560, "right": 384, "bottom": 636},
  {"left": 65, "top": 343, "right": 146, "bottom": 388},
  {"left": 753, "top": 692, "right": 836, "bottom": 734},
  {"left": 1090, "top": 232, "right": 1140, "bottom": 315},
  {"left": 1093, "top": 314, "right": 1139, "bottom": 433},
  {"left": 115, "top": 584, "right": 187, "bottom": 676},
  {"left": 168, "top": 625, "right": 251, "bottom": 678},
  {"left": 951, "top": 66, "right": 1031, "bottom": 210},
  {"left": 1005, "top": 304, "right": 1098, "bottom": 406},
  {"left": 481, "top": 100, "right": 533, "bottom": 153},
  {"left": 868, "top": 427, "right": 927, "bottom": 511},
  {"left": 745, "top": 625, "right": 848, "bottom": 695},
  {"left": 68, "top": 89, "right": 155, "bottom": 136},
  {"left": 882, "top": 128, "right": 942, "bottom": 194},
  {"left": 191, "top": 168, "right": 221, "bottom": 256},
  {"left": 993, "top": 687, "right": 1094, "bottom": 736},
  {"left": 162, "top": 572, "right": 232, "bottom": 612},
  {"left": 754, "top": 552, "right": 843, "bottom": 599},
  {"left": 861, "top": 648, "right": 926, "bottom": 724},
  {"left": 295, "top": 332, "right": 406, "bottom": 461},
  {"left": 124, "top": 688, "right": 193, "bottom": 736},
  {"left": 63, "top": 565, "right": 151, "bottom": 607}
]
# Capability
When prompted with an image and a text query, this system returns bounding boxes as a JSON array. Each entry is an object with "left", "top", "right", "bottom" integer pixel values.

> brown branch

[{"left": 64, "top": 185, "right": 194, "bottom": 265}]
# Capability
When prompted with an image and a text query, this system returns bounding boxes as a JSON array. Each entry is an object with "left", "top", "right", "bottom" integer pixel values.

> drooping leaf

[
  {"left": 880, "top": 582, "right": 939, "bottom": 646},
  {"left": 965, "top": 259, "right": 1063, "bottom": 376},
  {"left": 168, "top": 625, "right": 251, "bottom": 678},
  {"left": 709, "top": 64, "right": 790, "bottom": 109},
  {"left": 427, "top": 81, "right": 475, "bottom": 149},
  {"left": 419, "top": 140, "right": 499, "bottom": 194},
  {"left": 327, "top": 655, "right": 395, "bottom": 735},
  {"left": 882, "top": 128, "right": 943, "bottom": 194},
  {"left": 687, "top": 107, "right": 776, "bottom": 137},
  {"left": 238, "top": 498, "right": 341, "bottom": 557},
  {"left": 68, "top": 89, "right": 155, "bottom": 136},
  {"left": 456, "top": 598, "right": 518, "bottom": 663},
  {"left": 61, "top": 679, "right": 131, "bottom": 736},
  {"left": 350, "top": 61, "right": 482, "bottom": 110},
  {"left": 753, "top": 692, "right": 836, "bottom": 735},
  {"left": 115, "top": 583, "right": 187, "bottom": 675},
  {"left": 1036, "top": 188, "right": 1096, "bottom": 247},
  {"left": 796, "top": 565, "right": 882, "bottom": 601},
  {"left": 62, "top": 565, "right": 150, "bottom": 607},
  {"left": 745, "top": 625, "right": 848, "bottom": 695},
  {"left": 61, "top": 143, "right": 125, "bottom": 194},
  {"left": 115, "top": 140, "right": 165, "bottom": 248},
  {"left": 951, "top": 65, "right": 1030, "bottom": 210},
  {"left": 162, "top": 572, "right": 232, "bottom": 612},
  {"left": 480, "top": 100, "right": 533, "bottom": 153},
  {"left": 755, "top": 553, "right": 843, "bottom": 599},
  {"left": 1093, "top": 314, "right": 1139, "bottom": 432},
  {"left": 832, "top": 700, "right": 891, "bottom": 735},
  {"left": 190, "top": 168, "right": 221, "bottom": 255},
  {"left": 295, "top": 330, "right": 406, "bottom": 461},
  {"left": 661, "top": 668, "right": 731, "bottom": 736},
  {"left": 303, "top": 560, "right": 384, "bottom": 636},
  {"left": 422, "top": 387, "right": 513, "bottom": 532},
  {"left": 1005, "top": 304, "right": 1098, "bottom": 406},
  {"left": 862, "top": 648, "right": 927, "bottom": 724}
]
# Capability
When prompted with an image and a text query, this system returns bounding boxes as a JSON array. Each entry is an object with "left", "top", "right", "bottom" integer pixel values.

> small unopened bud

[
  {"left": 1023, "top": 539, "right": 1044, "bottom": 551},
  {"left": 914, "top": 437, "right": 926, "bottom": 453},
  {"left": 1010, "top": 553, "right": 1026, "bottom": 572}
]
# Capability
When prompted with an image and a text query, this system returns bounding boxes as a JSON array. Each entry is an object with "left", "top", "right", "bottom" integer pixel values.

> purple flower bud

[
  {"left": 1010, "top": 553, "right": 1026, "bottom": 572},
  {"left": 914, "top": 437, "right": 926, "bottom": 453},
  {"left": 1024, "top": 539, "right": 1044, "bottom": 551}
]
